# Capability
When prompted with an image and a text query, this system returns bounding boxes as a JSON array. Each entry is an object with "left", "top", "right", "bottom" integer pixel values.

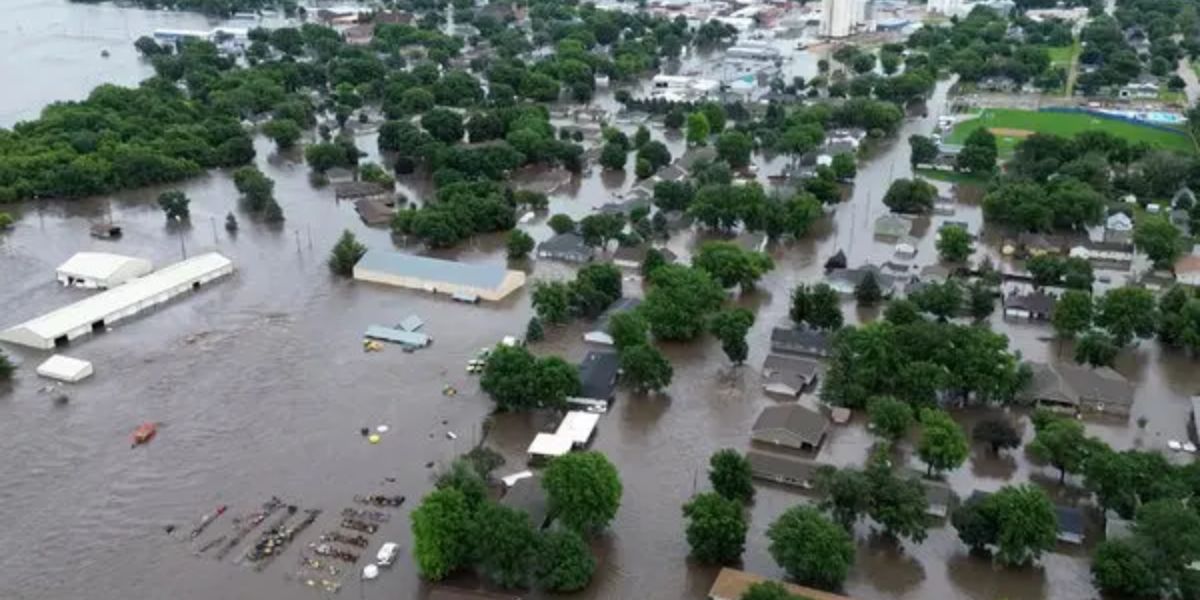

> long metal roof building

[
  {"left": 353, "top": 250, "right": 525, "bottom": 302},
  {"left": 0, "top": 252, "right": 233, "bottom": 350}
]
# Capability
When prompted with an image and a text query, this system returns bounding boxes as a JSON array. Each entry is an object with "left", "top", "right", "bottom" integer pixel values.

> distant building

[
  {"left": 762, "top": 353, "right": 822, "bottom": 397},
  {"left": 1176, "top": 254, "right": 1200, "bottom": 287},
  {"left": 352, "top": 250, "right": 526, "bottom": 302},
  {"left": 611, "top": 245, "right": 676, "bottom": 270},
  {"left": 536, "top": 233, "right": 594, "bottom": 264},
  {"left": 1002, "top": 291, "right": 1056, "bottom": 321},
  {"left": 584, "top": 298, "right": 641, "bottom": 345},
  {"left": 1021, "top": 362, "right": 1135, "bottom": 417},
  {"left": 55, "top": 252, "right": 153, "bottom": 289},
  {"left": 1104, "top": 212, "right": 1134, "bottom": 245},
  {"left": 770, "top": 327, "right": 832, "bottom": 358},
  {"left": 751, "top": 403, "right": 831, "bottom": 450},
  {"left": 821, "top": 0, "right": 863, "bottom": 38}
]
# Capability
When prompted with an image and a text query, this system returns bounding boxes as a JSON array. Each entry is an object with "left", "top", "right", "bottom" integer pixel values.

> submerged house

[
  {"left": 573, "top": 350, "right": 620, "bottom": 404},
  {"left": 769, "top": 327, "right": 832, "bottom": 358},
  {"left": 55, "top": 252, "right": 153, "bottom": 289},
  {"left": 1002, "top": 290, "right": 1056, "bottom": 321},
  {"left": 536, "top": 233, "right": 594, "bottom": 263},
  {"left": 761, "top": 353, "right": 821, "bottom": 397},
  {"left": 751, "top": 403, "right": 831, "bottom": 451},
  {"left": 583, "top": 298, "right": 641, "bottom": 345},
  {"left": 1021, "top": 362, "right": 1135, "bottom": 417},
  {"left": 745, "top": 450, "right": 823, "bottom": 489}
]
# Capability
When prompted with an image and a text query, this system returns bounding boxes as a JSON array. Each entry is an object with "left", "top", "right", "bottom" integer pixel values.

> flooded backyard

[{"left": 1, "top": 3, "right": 1198, "bottom": 600}]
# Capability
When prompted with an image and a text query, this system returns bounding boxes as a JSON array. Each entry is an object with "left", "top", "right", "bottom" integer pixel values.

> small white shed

[
  {"left": 527, "top": 433, "right": 572, "bottom": 459},
  {"left": 56, "top": 252, "right": 153, "bottom": 289},
  {"left": 36, "top": 355, "right": 94, "bottom": 382}
]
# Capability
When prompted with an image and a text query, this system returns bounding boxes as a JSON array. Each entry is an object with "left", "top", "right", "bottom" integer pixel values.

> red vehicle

[{"left": 130, "top": 422, "right": 157, "bottom": 447}]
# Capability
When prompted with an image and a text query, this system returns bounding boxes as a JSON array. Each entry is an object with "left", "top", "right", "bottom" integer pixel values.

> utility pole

[
  {"left": 178, "top": 227, "right": 187, "bottom": 260},
  {"left": 211, "top": 217, "right": 218, "bottom": 244}
]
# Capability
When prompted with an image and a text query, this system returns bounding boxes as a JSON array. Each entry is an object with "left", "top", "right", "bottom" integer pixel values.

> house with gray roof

[
  {"left": 353, "top": 250, "right": 526, "bottom": 302},
  {"left": 584, "top": 298, "right": 641, "bottom": 345},
  {"left": 770, "top": 327, "right": 832, "bottom": 358},
  {"left": 1021, "top": 362, "right": 1135, "bottom": 418},
  {"left": 745, "top": 450, "right": 822, "bottom": 489},
  {"left": 1056, "top": 505, "right": 1085, "bottom": 544},
  {"left": 611, "top": 245, "right": 676, "bottom": 270},
  {"left": 761, "top": 353, "right": 821, "bottom": 397},
  {"left": 826, "top": 266, "right": 901, "bottom": 296},
  {"left": 576, "top": 351, "right": 620, "bottom": 402},
  {"left": 874, "top": 214, "right": 912, "bottom": 239},
  {"left": 537, "top": 233, "right": 594, "bottom": 263},
  {"left": 919, "top": 477, "right": 955, "bottom": 518},
  {"left": 751, "top": 403, "right": 830, "bottom": 450},
  {"left": 1002, "top": 290, "right": 1056, "bottom": 321},
  {"left": 500, "top": 475, "right": 549, "bottom": 530}
]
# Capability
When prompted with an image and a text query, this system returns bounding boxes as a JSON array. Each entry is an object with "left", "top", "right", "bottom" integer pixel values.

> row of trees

[{"left": 531, "top": 263, "right": 623, "bottom": 325}]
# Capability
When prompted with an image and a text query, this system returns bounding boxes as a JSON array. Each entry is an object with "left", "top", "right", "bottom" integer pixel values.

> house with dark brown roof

[
  {"left": 708, "top": 568, "right": 852, "bottom": 600},
  {"left": 354, "top": 198, "right": 395, "bottom": 226},
  {"left": 751, "top": 403, "right": 830, "bottom": 450},
  {"left": 761, "top": 353, "right": 821, "bottom": 397},
  {"left": 1002, "top": 290, "right": 1056, "bottom": 321}
]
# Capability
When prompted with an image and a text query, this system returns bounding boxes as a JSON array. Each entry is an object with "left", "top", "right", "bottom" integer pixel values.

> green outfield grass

[
  {"left": 945, "top": 108, "right": 1195, "bottom": 156},
  {"left": 1047, "top": 44, "right": 1076, "bottom": 67}
]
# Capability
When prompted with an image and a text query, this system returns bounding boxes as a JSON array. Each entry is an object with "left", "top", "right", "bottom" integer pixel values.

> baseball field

[{"left": 945, "top": 108, "right": 1196, "bottom": 155}]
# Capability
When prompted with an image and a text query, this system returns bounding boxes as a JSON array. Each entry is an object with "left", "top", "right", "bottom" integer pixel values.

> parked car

[{"left": 376, "top": 542, "right": 400, "bottom": 566}]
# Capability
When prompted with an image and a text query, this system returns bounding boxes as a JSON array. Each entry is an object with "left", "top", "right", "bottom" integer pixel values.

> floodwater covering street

[{"left": 1, "top": 3, "right": 1198, "bottom": 600}]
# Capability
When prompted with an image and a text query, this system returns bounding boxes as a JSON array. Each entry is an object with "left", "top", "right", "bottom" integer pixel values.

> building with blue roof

[{"left": 352, "top": 250, "right": 526, "bottom": 302}]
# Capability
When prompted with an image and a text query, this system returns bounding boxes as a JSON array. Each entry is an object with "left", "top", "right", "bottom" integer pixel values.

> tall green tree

[
  {"left": 868, "top": 396, "right": 914, "bottom": 440},
  {"left": 544, "top": 451, "right": 623, "bottom": 534},
  {"left": 716, "top": 131, "right": 754, "bottom": 168},
  {"left": 937, "top": 226, "right": 973, "bottom": 262},
  {"left": 815, "top": 466, "right": 870, "bottom": 529},
  {"left": 766, "top": 506, "right": 855, "bottom": 588},
  {"left": 956, "top": 127, "right": 998, "bottom": 174},
  {"left": 864, "top": 448, "right": 931, "bottom": 543},
  {"left": 472, "top": 502, "right": 538, "bottom": 588},
  {"left": 987, "top": 485, "right": 1059, "bottom": 566},
  {"left": 855, "top": 271, "right": 883, "bottom": 306},
  {"left": 641, "top": 265, "right": 727, "bottom": 341},
  {"left": 693, "top": 241, "right": 774, "bottom": 291},
  {"left": 972, "top": 418, "right": 1021, "bottom": 454},
  {"left": 506, "top": 229, "right": 534, "bottom": 259},
  {"left": 709, "top": 308, "right": 756, "bottom": 365},
  {"left": 1133, "top": 214, "right": 1182, "bottom": 268},
  {"left": 619, "top": 343, "right": 673, "bottom": 392},
  {"left": 909, "top": 134, "right": 939, "bottom": 167},
  {"left": 917, "top": 408, "right": 969, "bottom": 476},
  {"left": 1028, "top": 412, "right": 1091, "bottom": 483},
  {"left": 1095, "top": 286, "right": 1159, "bottom": 346},
  {"left": 682, "top": 492, "right": 748, "bottom": 564},
  {"left": 709, "top": 449, "right": 755, "bottom": 503},
  {"left": 532, "top": 281, "right": 574, "bottom": 325},
  {"left": 1052, "top": 290, "right": 1093, "bottom": 339},
  {"left": 1074, "top": 329, "right": 1119, "bottom": 367},
  {"left": 686, "top": 112, "right": 711, "bottom": 146},
  {"left": 327, "top": 229, "right": 366, "bottom": 276},
  {"left": 534, "top": 530, "right": 595, "bottom": 592},
  {"left": 157, "top": 190, "right": 190, "bottom": 221},
  {"left": 410, "top": 488, "right": 473, "bottom": 581}
]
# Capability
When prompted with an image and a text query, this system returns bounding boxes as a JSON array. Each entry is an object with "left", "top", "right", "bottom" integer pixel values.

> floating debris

[
  {"left": 248, "top": 508, "right": 321, "bottom": 572},
  {"left": 376, "top": 424, "right": 389, "bottom": 433},
  {"left": 196, "top": 535, "right": 226, "bottom": 555},
  {"left": 442, "top": 385, "right": 457, "bottom": 396},
  {"left": 339, "top": 518, "right": 378, "bottom": 534},
  {"left": 353, "top": 494, "right": 405, "bottom": 508},
  {"left": 341, "top": 507, "right": 390, "bottom": 523},
  {"left": 446, "top": 431, "right": 458, "bottom": 440},
  {"left": 319, "top": 531, "right": 369, "bottom": 548},
  {"left": 309, "top": 542, "right": 360, "bottom": 564},
  {"left": 215, "top": 497, "right": 285, "bottom": 560},
  {"left": 189, "top": 505, "right": 227, "bottom": 539},
  {"left": 368, "top": 434, "right": 381, "bottom": 444}
]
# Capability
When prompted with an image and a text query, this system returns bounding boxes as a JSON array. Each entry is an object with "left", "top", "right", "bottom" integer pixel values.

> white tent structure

[
  {"left": 56, "top": 252, "right": 153, "bottom": 289},
  {"left": 35, "top": 355, "right": 94, "bottom": 382},
  {"left": 1, "top": 253, "right": 233, "bottom": 349},
  {"left": 527, "top": 433, "right": 572, "bottom": 459}
]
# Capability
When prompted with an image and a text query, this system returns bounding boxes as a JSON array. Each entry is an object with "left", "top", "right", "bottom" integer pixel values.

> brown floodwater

[{"left": 3, "top": 3, "right": 1199, "bottom": 600}]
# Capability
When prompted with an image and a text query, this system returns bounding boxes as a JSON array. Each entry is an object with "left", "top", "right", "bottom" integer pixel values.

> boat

[{"left": 131, "top": 422, "right": 157, "bottom": 446}]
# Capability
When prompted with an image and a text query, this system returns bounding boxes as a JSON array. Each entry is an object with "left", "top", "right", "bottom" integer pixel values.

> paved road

[{"left": 1178, "top": 58, "right": 1200, "bottom": 107}]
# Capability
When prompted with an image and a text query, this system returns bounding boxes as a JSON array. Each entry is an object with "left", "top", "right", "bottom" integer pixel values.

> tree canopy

[{"left": 544, "top": 451, "right": 623, "bottom": 534}]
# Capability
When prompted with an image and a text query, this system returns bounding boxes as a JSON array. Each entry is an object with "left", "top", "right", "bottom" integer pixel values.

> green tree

[
  {"left": 600, "top": 141, "right": 627, "bottom": 170},
  {"left": 1134, "top": 214, "right": 1182, "bottom": 268},
  {"left": 682, "top": 492, "right": 748, "bottom": 564},
  {"left": 607, "top": 311, "right": 649, "bottom": 350},
  {"left": 709, "top": 308, "right": 755, "bottom": 365},
  {"left": 305, "top": 142, "right": 352, "bottom": 173},
  {"left": 327, "top": 229, "right": 366, "bottom": 276},
  {"left": 909, "top": 134, "right": 939, "bottom": 167},
  {"left": 262, "top": 197, "right": 284, "bottom": 223},
  {"left": 855, "top": 270, "right": 883, "bottom": 305},
  {"left": 619, "top": 343, "right": 673, "bottom": 392},
  {"left": 766, "top": 506, "right": 855, "bottom": 588},
  {"left": 410, "top": 488, "right": 473, "bottom": 581},
  {"left": 910, "top": 280, "right": 962, "bottom": 321},
  {"left": 716, "top": 131, "right": 754, "bottom": 169},
  {"left": 0, "top": 213, "right": 13, "bottom": 230},
  {"left": 694, "top": 241, "right": 774, "bottom": 291},
  {"left": 868, "top": 396, "right": 914, "bottom": 440},
  {"left": 633, "top": 125, "right": 651, "bottom": 149},
  {"left": 831, "top": 153, "right": 857, "bottom": 181},
  {"left": 740, "top": 581, "right": 797, "bottom": 600},
  {"left": 435, "top": 459, "right": 488, "bottom": 509},
  {"left": 481, "top": 345, "right": 579, "bottom": 411},
  {"left": 422, "top": 108, "right": 465, "bottom": 144},
  {"left": 0, "top": 350, "right": 14, "bottom": 381},
  {"left": 157, "top": 190, "right": 190, "bottom": 221},
  {"left": 1028, "top": 412, "right": 1089, "bottom": 483},
  {"left": 701, "top": 102, "right": 727, "bottom": 133},
  {"left": 665, "top": 107, "right": 686, "bottom": 130},
  {"left": 635, "top": 158, "right": 654, "bottom": 178},
  {"left": 791, "top": 283, "right": 843, "bottom": 330},
  {"left": 917, "top": 408, "right": 969, "bottom": 476},
  {"left": 972, "top": 418, "right": 1021, "bottom": 454},
  {"left": 534, "top": 530, "right": 595, "bottom": 592},
  {"left": 1092, "top": 539, "right": 1159, "bottom": 599},
  {"left": 641, "top": 265, "right": 726, "bottom": 341},
  {"left": 709, "top": 449, "right": 755, "bottom": 503},
  {"left": 1027, "top": 254, "right": 1063, "bottom": 287},
  {"left": 1075, "top": 329, "right": 1119, "bottom": 367},
  {"left": 472, "top": 502, "right": 537, "bottom": 588},
  {"left": 956, "top": 127, "right": 998, "bottom": 174},
  {"left": 506, "top": 229, "right": 534, "bottom": 259},
  {"left": 967, "top": 282, "right": 995, "bottom": 320},
  {"left": 548, "top": 213, "right": 575, "bottom": 235},
  {"left": 987, "top": 484, "right": 1059, "bottom": 566},
  {"left": 864, "top": 448, "right": 931, "bottom": 543},
  {"left": 642, "top": 247, "right": 668, "bottom": 277},
  {"left": 882, "top": 178, "right": 937, "bottom": 214},
  {"left": 1095, "top": 286, "right": 1157, "bottom": 346},
  {"left": 937, "top": 226, "right": 973, "bottom": 262},
  {"left": 815, "top": 466, "right": 870, "bottom": 528},
  {"left": 543, "top": 451, "right": 623, "bottom": 534},
  {"left": 262, "top": 118, "right": 302, "bottom": 149},
  {"left": 687, "top": 112, "right": 711, "bottom": 146},
  {"left": 1052, "top": 290, "right": 1093, "bottom": 339},
  {"left": 532, "top": 281, "right": 573, "bottom": 325},
  {"left": 525, "top": 316, "right": 544, "bottom": 343},
  {"left": 884, "top": 298, "right": 921, "bottom": 325}
]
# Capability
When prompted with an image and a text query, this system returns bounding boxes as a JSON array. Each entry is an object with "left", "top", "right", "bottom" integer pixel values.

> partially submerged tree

[
  {"left": 682, "top": 492, "right": 747, "bottom": 564},
  {"left": 157, "top": 190, "right": 190, "bottom": 221},
  {"left": 972, "top": 418, "right": 1021, "bottom": 454},
  {"left": 619, "top": 343, "right": 673, "bottom": 393},
  {"left": 766, "top": 506, "right": 855, "bottom": 588},
  {"left": 328, "top": 229, "right": 366, "bottom": 276},
  {"left": 709, "top": 308, "right": 756, "bottom": 365},
  {"left": 534, "top": 529, "right": 595, "bottom": 592},
  {"left": 506, "top": 229, "right": 535, "bottom": 259},
  {"left": 543, "top": 451, "right": 623, "bottom": 534},
  {"left": 709, "top": 449, "right": 755, "bottom": 504},
  {"left": 868, "top": 396, "right": 914, "bottom": 441},
  {"left": 917, "top": 408, "right": 969, "bottom": 476},
  {"left": 410, "top": 488, "right": 473, "bottom": 581}
]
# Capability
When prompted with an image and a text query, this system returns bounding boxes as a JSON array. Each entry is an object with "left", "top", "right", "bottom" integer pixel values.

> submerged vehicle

[{"left": 131, "top": 422, "right": 157, "bottom": 446}]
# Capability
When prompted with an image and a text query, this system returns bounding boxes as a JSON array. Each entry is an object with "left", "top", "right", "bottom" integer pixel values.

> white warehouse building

[
  {"left": 353, "top": 250, "right": 526, "bottom": 302},
  {"left": 56, "top": 252, "right": 153, "bottom": 289},
  {"left": 0, "top": 252, "right": 233, "bottom": 350},
  {"left": 822, "top": 0, "right": 865, "bottom": 38}
]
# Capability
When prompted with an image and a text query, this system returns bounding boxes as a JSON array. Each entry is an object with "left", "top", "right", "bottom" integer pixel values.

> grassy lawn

[
  {"left": 1047, "top": 42, "right": 1078, "bottom": 68},
  {"left": 1159, "top": 89, "right": 1187, "bottom": 104},
  {"left": 946, "top": 108, "right": 1195, "bottom": 156},
  {"left": 915, "top": 168, "right": 991, "bottom": 185}
]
